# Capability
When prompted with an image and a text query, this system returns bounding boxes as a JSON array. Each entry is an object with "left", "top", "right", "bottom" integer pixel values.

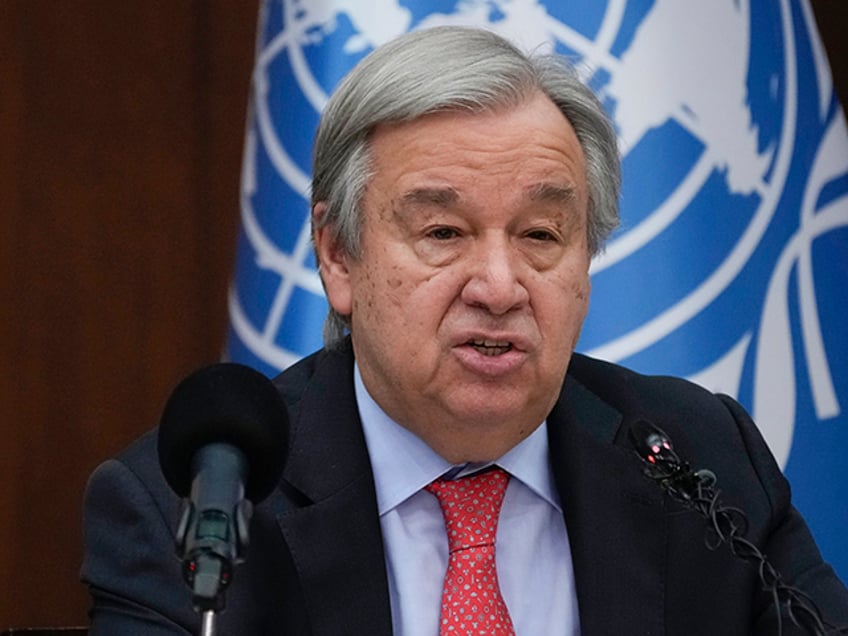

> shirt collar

[{"left": 355, "top": 363, "right": 562, "bottom": 515}]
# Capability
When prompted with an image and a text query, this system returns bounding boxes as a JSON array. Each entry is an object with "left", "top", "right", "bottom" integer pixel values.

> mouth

[{"left": 467, "top": 338, "right": 514, "bottom": 356}]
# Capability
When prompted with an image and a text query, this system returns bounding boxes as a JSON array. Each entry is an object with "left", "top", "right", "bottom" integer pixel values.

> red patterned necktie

[{"left": 425, "top": 467, "right": 516, "bottom": 636}]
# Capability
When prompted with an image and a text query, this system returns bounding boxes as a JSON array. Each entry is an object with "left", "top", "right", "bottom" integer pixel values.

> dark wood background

[{"left": 1, "top": 2, "right": 845, "bottom": 628}]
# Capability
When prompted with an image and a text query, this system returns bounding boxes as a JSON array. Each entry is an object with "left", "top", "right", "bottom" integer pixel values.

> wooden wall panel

[
  {"left": 0, "top": 0, "right": 844, "bottom": 629},
  {"left": 0, "top": 1, "right": 256, "bottom": 627},
  {"left": 815, "top": 2, "right": 847, "bottom": 105}
]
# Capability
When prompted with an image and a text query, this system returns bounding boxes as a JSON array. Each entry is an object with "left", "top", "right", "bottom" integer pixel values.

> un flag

[{"left": 226, "top": 0, "right": 848, "bottom": 582}]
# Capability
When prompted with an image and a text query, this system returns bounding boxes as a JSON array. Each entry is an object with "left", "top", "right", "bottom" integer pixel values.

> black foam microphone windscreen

[{"left": 157, "top": 362, "right": 288, "bottom": 503}]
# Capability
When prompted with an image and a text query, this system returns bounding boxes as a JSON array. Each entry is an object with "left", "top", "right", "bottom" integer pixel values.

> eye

[
  {"left": 525, "top": 228, "right": 559, "bottom": 242},
  {"left": 427, "top": 226, "right": 460, "bottom": 240}
]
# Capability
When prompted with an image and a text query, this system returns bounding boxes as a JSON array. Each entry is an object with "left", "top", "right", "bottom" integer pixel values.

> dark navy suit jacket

[{"left": 81, "top": 343, "right": 848, "bottom": 634}]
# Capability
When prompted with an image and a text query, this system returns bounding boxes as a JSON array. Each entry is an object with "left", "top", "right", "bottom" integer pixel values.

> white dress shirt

[{"left": 355, "top": 365, "right": 581, "bottom": 635}]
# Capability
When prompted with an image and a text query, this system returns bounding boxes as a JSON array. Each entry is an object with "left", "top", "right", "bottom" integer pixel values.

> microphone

[
  {"left": 157, "top": 363, "right": 288, "bottom": 615},
  {"left": 629, "top": 419, "right": 838, "bottom": 636},
  {"left": 629, "top": 420, "right": 716, "bottom": 503}
]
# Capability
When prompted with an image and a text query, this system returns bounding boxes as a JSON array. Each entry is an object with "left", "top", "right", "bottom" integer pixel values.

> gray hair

[{"left": 311, "top": 26, "right": 621, "bottom": 346}]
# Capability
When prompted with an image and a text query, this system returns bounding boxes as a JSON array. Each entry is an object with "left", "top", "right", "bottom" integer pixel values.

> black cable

[{"left": 630, "top": 420, "right": 848, "bottom": 636}]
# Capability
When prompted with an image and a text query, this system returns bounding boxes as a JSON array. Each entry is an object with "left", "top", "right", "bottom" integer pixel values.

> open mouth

[{"left": 467, "top": 339, "right": 513, "bottom": 356}]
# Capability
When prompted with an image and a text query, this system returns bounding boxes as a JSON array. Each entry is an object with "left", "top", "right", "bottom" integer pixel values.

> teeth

[
  {"left": 468, "top": 339, "right": 512, "bottom": 356},
  {"left": 470, "top": 339, "right": 509, "bottom": 347}
]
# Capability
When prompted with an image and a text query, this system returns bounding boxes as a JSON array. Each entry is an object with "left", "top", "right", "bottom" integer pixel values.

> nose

[{"left": 460, "top": 235, "right": 530, "bottom": 315}]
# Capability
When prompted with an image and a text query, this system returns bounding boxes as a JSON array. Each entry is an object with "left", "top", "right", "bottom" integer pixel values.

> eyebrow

[
  {"left": 525, "top": 182, "right": 578, "bottom": 206},
  {"left": 399, "top": 183, "right": 576, "bottom": 207},
  {"left": 399, "top": 187, "right": 460, "bottom": 208}
]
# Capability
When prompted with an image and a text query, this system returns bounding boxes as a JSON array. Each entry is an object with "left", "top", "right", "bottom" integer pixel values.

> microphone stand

[{"left": 200, "top": 610, "right": 217, "bottom": 636}]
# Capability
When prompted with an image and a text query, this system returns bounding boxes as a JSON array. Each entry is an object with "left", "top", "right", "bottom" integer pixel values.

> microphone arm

[{"left": 629, "top": 420, "right": 842, "bottom": 636}]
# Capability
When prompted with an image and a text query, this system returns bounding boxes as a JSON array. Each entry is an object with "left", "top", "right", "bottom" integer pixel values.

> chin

[{"left": 447, "top": 394, "right": 538, "bottom": 428}]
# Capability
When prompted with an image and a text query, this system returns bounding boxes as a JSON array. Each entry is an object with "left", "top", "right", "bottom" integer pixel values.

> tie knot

[{"left": 425, "top": 467, "right": 510, "bottom": 553}]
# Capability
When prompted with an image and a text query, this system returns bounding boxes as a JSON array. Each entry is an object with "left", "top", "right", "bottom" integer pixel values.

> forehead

[{"left": 365, "top": 92, "right": 587, "bottom": 205}]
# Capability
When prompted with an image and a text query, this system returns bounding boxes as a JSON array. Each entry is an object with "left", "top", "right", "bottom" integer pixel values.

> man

[{"left": 82, "top": 27, "right": 848, "bottom": 635}]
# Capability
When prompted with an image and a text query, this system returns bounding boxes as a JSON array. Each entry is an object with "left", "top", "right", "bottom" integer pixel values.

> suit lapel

[
  {"left": 549, "top": 374, "right": 668, "bottom": 636},
  {"left": 270, "top": 348, "right": 393, "bottom": 636}
]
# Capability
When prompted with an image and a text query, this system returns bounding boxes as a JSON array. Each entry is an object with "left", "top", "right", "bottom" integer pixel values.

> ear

[{"left": 313, "top": 202, "right": 353, "bottom": 316}]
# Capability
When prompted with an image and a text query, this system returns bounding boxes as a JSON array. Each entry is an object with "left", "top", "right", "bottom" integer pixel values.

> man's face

[{"left": 316, "top": 92, "right": 592, "bottom": 462}]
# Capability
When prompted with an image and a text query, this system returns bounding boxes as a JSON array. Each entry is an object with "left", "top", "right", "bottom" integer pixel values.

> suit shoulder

[
  {"left": 567, "top": 353, "right": 792, "bottom": 515},
  {"left": 93, "top": 428, "right": 178, "bottom": 513},
  {"left": 566, "top": 353, "right": 756, "bottom": 464},
  {"left": 568, "top": 352, "right": 719, "bottom": 413},
  {"left": 271, "top": 343, "right": 353, "bottom": 408}
]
